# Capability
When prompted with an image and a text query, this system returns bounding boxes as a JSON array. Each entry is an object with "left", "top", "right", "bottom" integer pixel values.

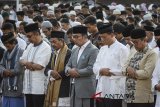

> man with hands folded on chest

[{"left": 65, "top": 25, "right": 99, "bottom": 107}]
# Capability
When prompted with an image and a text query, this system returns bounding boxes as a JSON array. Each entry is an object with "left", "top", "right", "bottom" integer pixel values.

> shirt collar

[
  {"left": 108, "top": 40, "right": 117, "bottom": 48},
  {"left": 33, "top": 40, "right": 43, "bottom": 47},
  {"left": 57, "top": 49, "right": 60, "bottom": 54},
  {"left": 80, "top": 40, "right": 90, "bottom": 49}
]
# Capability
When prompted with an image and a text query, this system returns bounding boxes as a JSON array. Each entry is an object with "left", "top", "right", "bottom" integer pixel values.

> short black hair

[
  {"left": 20, "top": 21, "right": 28, "bottom": 27},
  {"left": 107, "top": 15, "right": 116, "bottom": 22},
  {"left": 91, "top": 7, "right": 97, "bottom": 13},
  {"left": 33, "top": 15, "right": 43, "bottom": 23},
  {"left": 41, "top": 5, "right": 48, "bottom": 10},
  {"left": 82, "top": 5, "right": 89, "bottom": 9},
  {"left": 84, "top": 15, "right": 97, "bottom": 25},
  {"left": 126, "top": 16, "right": 135, "bottom": 23},
  {"left": 48, "top": 19, "right": 60, "bottom": 27},
  {"left": 54, "top": 9, "right": 61, "bottom": 14},
  {"left": 67, "top": 27, "right": 73, "bottom": 35},
  {"left": 141, "top": 20, "right": 153, "bottom": 27},
  {"left": 2, "top": 23, "right": 15, "bottom": 31},
  {"left": 102, "top": 5, "right": 109, "bottom": 10},
  {"left": 68, "top": 6, "right": 74, "bottom": 11},
  {"left": 60, "top": 18, "right": 69, "bottom": 24},
  {"left": 32, "top": 29, "right": 41, "bottom": 35},
  {"left": 113, "top": 22, "right": 125, "bottom": 34},
  {"left": 6, "top": 38, "right": 18, "bottom": 45}
]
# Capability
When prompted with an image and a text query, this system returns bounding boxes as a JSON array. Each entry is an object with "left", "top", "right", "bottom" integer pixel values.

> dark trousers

[
  {"left": 127, "top": 103, "right": 154, "bottom": 107},
  {"left": 154, "top": 95, "right": 157, "bottom": 107},
  {"left": 96, "top": 98, "right": 122, "bottom": 107},
  {"left": 25, "top": 94, "right": 45, "bottom": 107}
]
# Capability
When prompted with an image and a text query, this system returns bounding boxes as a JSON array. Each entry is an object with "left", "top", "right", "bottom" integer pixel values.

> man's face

[
  {"left": 85, "top": 23, "right": 95, "bottom": 34},
  {"left": 67, "top": 33, "right": 74, "bottom": 43},
  {"left": 2, "top": 29, "right": 14, "bottom": 35},
  {"left": 146, "top": 31, "right": 153, "bottom": 42},
  {"left": 55, "top": 12, "right": 61, "bottom": 19},
  {"left": 155, "top": 36, "right": 160, "bottom": 41},
  {"left": 72, "top": 33, "right": 85, "bottom": 47},
  {"left": 42, "top": 28, "right": 51, "bottom": 37},
  {"left": 99, "top": 33, "right": 112, "bottom": 45},
  {"left": 114, "top": 32, "right": 122, "bottom": 41},
  {"left": 50, "top": 38, "right": 62, "bottom": 50},
  {"left": 61, "top": 23, "right": 69, "bottom": 31},
  {"left": 70, "top": 15, "right": 76, "bottom": 21},
  {"left": 3, "top": 42, "right": 14, "bottom": 51},
  {"left": 41, "top": 9, "right": 47, "bottom": 16},
  {"left": 131, "top": 38, "right": 145, "bottom": 51},
  {"left": 124, "top": 36, "right": 133, "bottom": 46},
  {"left": 17, "top": 15, "right": 23, "bottom": 21},
  {"left": 81, "top": 8, "right": 88, "bottom": 14},
  {"left": 19, "top": 25, "right": 25, "bottom": 34},
  {"left": 26, "top": 32, "right": 37, "bottom": 43},
  {"left": 47, "top": 14, "right": 55, "bottom": 19}
]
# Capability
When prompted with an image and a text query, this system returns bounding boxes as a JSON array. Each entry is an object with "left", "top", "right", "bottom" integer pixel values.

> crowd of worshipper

[{"left": 0, "top": 1, "right": 160, "bottom": 107}]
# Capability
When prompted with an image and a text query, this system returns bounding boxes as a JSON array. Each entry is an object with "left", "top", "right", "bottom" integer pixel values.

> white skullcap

[
  {"left": 113, "top": 9, "right": 121, "bottom": 15},
  {"left": 74, "top": 6, "right": 81, "bottom": 10},
  {"left": 69, "top": 11, "right": 76, "bottom": 16},
  {"left": 131, "top": 4, "right": 136, "bottom": 9},
  {"left": 27, "top": 19, "right": 34, "bottom": 24},
  {"left": 143, "top": 13, "right": 153, "bottom": 21},
  {"left": 45, "top": 4, "right": 50, "bottom": 7},
  {"left": 111, "top": 2, "right": 117, "bottom": 6},
  {"left": 74, "top": 3, "right": 81, "bottom": 6},
  {"left": 116, "top": 4, "right": 125, "bottom": 11},
  {"left": 71, "top": 21, "right": 81, "bottom": 27},
  {"left": 41, "top": 21, "right": 53, "bottom": 28},
  {"left": 108, "top": 5, "right": 116, "bottom": 10},
  {"left": 89, "top": 5, "right": 94, "bottom": 9},
  {"left": 48, "top": 6, "right": 54, "bottom": 11},
  {"left": 63, "top": 12, "right": 70, "bottom": 17},
  {"left": 96, "top": 19, "right": 103, "bottom": 23},
  {"left": 47, "top": 10, "right": 54, "bottom": 15},
  {"left": 136, "top": 5, "right": 140, "bottom": 10},
  {"left": 148, "top": 4, "right": 154, "bottom": 10},
  {"left": 4, "top": 5, "right": 10, "bottom": 10},
  {"left": 16, "top": 21, "right": 22, "bottom": 28},
  {"left": 52, "top": 3, "right": 60, "bottom": 8}
]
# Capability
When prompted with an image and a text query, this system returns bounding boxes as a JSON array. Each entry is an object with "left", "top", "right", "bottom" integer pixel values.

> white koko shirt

[
  {"left": 152, "top": 51, "right": 160, "bottom": 107},
  {"left": 93, "top": 40, "right": 129, "bottom": 99},
  {"left": 20, "top": 41, "right": 51, "bottom": 94}
]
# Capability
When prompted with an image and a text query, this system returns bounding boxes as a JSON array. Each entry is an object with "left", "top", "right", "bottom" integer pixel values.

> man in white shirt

[
  {"left": 20, "top": 23, "right": 51, "bottom": 107},
  {"left": 93, "top": 23, "right": 129, "bottom": 107},
  {"left": 2, "top": 20, "right": 27, "bottom": 50},
  {"left": 152, "top": 39, "right": 160, "bottom": 107},
  {"left": 123, "top": 24, "right": 137, "bottom": 56},
  {"left": 143, "top": 25, "right": 157, "bottom": 49},
  {"left": 65, "top": 25, "right": 99, "bottom": 107}
]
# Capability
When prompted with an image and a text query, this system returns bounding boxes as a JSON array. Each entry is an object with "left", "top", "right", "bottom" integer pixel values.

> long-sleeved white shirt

[
  {"left": 152, "top": 51, "right": 160, "bottom": 107},
  {"left": 93, "top": 40, "right": 129, "bottom": 99}
]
